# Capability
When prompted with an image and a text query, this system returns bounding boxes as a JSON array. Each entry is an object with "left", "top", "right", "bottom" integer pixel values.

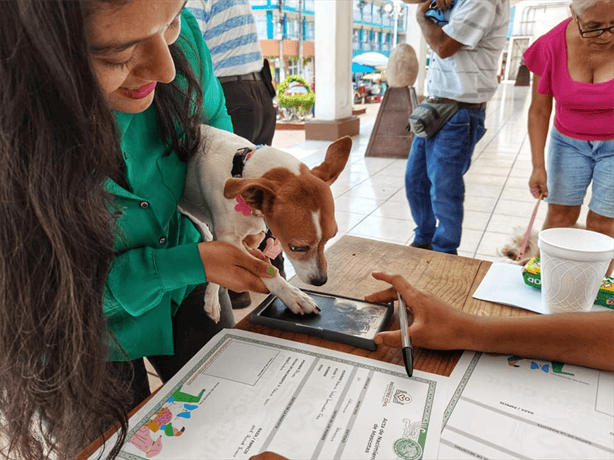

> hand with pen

[
  {"left": 365, "top": 271, "right": 614, "bottom": 372},
  {"left": 364, "top": 272, "right": 470, "bottom": 352}
]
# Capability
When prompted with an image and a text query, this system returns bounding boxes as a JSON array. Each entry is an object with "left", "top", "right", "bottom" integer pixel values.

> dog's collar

[{"left": 232, "top": 145, "right": 263, "bottom": 178}]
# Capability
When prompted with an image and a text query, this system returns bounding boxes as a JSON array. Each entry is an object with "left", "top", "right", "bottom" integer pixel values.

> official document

[
  {"left": 439, "top": 351, "right": 614, "bottom": 459},
  {"left": 94, "top": 329, "right": 448, "bottom": 460}
]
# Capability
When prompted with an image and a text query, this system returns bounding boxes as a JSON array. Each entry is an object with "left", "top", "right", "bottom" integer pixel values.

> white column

[
  {"left": 402, "top": 4, "right": 428, "bottom": 98},
  {"left": 313, "top": 0, "right": 353, "bottom": 121}
]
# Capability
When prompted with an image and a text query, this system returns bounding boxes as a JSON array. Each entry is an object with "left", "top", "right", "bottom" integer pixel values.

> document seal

[{"left": 393, "top": 438, "right": 422, "bottom": 460}]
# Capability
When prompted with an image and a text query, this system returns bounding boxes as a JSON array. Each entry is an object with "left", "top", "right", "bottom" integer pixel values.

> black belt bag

[
  {"left": 407, "top": 101, "right": 459, "bottom": 138},
  {"left": 261, "top": 58, "right": 277, "bottom": 98}
]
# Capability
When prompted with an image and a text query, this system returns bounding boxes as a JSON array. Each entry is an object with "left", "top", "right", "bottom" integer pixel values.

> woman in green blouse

[{"left": 0, "top": 1, "right": 276, "bottom": 458}]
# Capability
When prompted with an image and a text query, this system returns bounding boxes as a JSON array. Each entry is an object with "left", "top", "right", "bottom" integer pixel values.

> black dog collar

[{"left": 232, "top": 145, "right": 264, "bottom": 177}]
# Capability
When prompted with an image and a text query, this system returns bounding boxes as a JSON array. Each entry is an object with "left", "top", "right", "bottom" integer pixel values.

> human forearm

[
  {"left": 415, "top": 1, "right": 462, "bottom": 58},
  {"left": 527, "top": 75, "right": 552, "bottom": 169},
  {"left": 466, "top": 312, "right": 614, "bottom": 371},
  {"left": 527, "top": 109, "right": 550, "bottom": 169},
  {"left": 369, "top": 273, "right": 614, "bottom": 372},
  {"left": 105, "top": 244, "right": 207, "bottom": 316}
]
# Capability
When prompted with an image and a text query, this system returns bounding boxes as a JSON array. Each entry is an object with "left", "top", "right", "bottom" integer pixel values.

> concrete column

[
  {"left": 305, "top": 0, "right": 359, "bottom": 141},
  {"left": 402, "top": 4, "right": 428, "bottom": 99}
]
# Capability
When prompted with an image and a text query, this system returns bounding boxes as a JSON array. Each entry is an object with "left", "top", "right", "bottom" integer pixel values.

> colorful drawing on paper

[
  {"left": 506, "top": 356, "right": 574, "bottom": 376},
  {"left": 128, "top": 386, "right": 205, "bottom": 458}
]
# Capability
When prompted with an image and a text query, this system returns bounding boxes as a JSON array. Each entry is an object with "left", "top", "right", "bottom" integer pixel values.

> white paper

[
  {"left": 93, "top": 329, "right": 448, "bottom": 460},
  {"left": 472, "top": 263, "right": 611, "bottom": 314},
  {"left": 439, "top": 351, "right": 614, "bottom": 459}
]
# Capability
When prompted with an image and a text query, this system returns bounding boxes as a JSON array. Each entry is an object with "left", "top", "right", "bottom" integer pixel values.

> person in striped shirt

[{"left": 187, "top": 0, "right": 277, "bottom": 146}]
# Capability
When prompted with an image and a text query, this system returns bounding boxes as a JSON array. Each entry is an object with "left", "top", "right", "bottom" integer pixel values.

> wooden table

[{"left": 236, "top": 235, "right": 535, "bottom": 377}]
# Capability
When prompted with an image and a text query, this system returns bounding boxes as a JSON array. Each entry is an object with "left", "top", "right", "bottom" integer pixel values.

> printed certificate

[
  {"left": 93, "top": 329, "right": 448, "bottom": 460},
  {"left": 439, "top": 351, "right": 614, "bottom": 459}
]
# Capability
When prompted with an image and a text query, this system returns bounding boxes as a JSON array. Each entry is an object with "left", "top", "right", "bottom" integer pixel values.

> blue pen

[{"left": 397, "top": 292, "right": 414, "bottom": 378}]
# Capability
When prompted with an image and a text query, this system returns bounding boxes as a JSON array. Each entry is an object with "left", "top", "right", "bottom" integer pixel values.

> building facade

[{"left": 250, "top": 0, "right": 408, "bottom": 86}]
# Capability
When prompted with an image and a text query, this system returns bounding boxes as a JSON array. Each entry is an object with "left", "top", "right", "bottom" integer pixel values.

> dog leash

[{"left": 516, "top": 189, "right": 544, "bottom": 261}]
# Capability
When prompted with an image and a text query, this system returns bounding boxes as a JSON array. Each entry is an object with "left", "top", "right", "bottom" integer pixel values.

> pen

[{"left": 397, "top": 292, "right": 414, "bottom": 378}]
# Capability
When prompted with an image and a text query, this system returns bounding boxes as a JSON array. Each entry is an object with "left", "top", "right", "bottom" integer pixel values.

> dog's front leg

[
  {"left": 204, "top": 284, "right": 222, "bottom": 323},
  {"left": 262, "top": 276, "right": 320, "bottom": 315},
  {"left": 178, "top": 207, "right": 222, "bottom": 323}
]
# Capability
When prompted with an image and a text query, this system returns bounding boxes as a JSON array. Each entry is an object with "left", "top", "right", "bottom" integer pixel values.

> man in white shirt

[{"left": 404, "top": 0, "right": 509, "bottom": 254}]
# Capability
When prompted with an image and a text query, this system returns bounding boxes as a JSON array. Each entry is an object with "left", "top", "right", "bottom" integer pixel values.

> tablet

[{"left": 250, "top": 290, "right": 394, "bottom": 351}]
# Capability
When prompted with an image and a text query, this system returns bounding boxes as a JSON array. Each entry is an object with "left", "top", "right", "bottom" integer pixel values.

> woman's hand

[
  {"left": 365, "top": 272, "right": 475, "bottom": 350},
  {"left": 529, "top": 166, "right": 548, "bottom": 199},
  {"left": 198, "top": 241, "right": 277, "bottom": 294}
]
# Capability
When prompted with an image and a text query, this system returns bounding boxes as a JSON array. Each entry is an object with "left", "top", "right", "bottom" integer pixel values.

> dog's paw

[
  {"left": 204, "top": 284, "right": 221, "bottom": 323},
  {"left": 263, "top": 276, "right": 320, "bottom": 315},
  {"left": 279, "top": 286, "right": 320, "bottom": 315}
]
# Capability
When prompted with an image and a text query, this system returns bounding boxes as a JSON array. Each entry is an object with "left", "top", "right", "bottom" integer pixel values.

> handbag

[{"left": 407, "top": 101, "right": 459, "bottom": 138}]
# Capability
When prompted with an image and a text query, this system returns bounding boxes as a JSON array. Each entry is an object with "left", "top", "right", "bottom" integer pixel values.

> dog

[
  {"left": 179, "top": 125, "right": 352, "bottom": 322},
  {"left": 498, "top": 224, "right": 586, "bottom": 265},
  {"left": 497, "top": 227, "right": 540, "bottom": 266}
]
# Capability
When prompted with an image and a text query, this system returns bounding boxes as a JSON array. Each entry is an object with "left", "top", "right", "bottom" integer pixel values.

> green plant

[{"left": 276, "top": 75, "right": 315, "bottom": 113}]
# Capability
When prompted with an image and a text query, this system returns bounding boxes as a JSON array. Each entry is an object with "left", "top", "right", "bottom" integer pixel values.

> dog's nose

[{"left": 310, "top": 274, "right": 327, "bottom": 286}]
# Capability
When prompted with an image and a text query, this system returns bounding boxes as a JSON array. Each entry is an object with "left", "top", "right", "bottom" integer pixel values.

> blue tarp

[{"left": 351, "top": 62, "right": 377, "bottom": 74}]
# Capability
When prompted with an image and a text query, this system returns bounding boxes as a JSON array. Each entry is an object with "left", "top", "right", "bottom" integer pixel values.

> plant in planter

[{"left": 276, "top": 75, "right": 315, "bottom": 121}]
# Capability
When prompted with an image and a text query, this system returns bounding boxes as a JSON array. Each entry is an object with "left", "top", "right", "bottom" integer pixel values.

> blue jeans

[
  {"left": 405, "top": 108, "right": 486, "bottom": 254},
  {"left": 547, "top": 127, "right": 614, "bottom": 219}
]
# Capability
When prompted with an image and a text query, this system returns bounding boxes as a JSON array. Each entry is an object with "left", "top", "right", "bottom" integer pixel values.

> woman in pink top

[{"left": 524, "top": 0, "right": 614, "bottom": 270}]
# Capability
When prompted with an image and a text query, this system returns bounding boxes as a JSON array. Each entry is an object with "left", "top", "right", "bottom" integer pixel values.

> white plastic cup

[{"left": 538, "top": 228, "right": 614, "bottom": 313}]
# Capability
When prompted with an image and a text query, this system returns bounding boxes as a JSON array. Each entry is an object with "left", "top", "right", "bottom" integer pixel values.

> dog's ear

[
  {"left": 310, "top": 136, "right": 352, "bottom": 185},
  {"left": 224, "top": 177, "right": 278, "bottom": 213}
]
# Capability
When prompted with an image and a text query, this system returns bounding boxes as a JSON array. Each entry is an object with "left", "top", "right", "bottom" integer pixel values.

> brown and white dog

[{"left": 180, "top": 125, "right": 352, "bottom": 322}]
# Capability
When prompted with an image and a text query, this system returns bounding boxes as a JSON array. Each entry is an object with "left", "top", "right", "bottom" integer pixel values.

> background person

[
  {"left": 524, "top": 0, "right": 614, "bottom": 273},
  {"left": 402, "top": 0, "right": 509, "bottom": 254},
  {"left": 186, "top": 0, "right": 277, "bottom": 145},
  {"left": 0, "top": 1, "right": 277, "bottom": 458}
]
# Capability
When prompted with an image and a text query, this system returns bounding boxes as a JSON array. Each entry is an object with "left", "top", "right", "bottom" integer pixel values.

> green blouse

[{"left": 104, "top": 9, "right": 233, "bottom": 361}]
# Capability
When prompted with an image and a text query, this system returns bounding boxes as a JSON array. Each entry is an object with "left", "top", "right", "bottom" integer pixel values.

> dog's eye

[{"left": 289, "top": 245, "right": 309, "bottom": 253}]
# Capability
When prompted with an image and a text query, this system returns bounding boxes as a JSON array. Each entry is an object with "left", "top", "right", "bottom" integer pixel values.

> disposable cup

[{"left": 538, "top": 228, "right": 614, "bottom": 313}]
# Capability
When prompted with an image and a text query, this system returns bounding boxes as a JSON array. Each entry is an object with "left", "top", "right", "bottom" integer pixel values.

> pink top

[{"left": 523, "top": 18, "right": 614, "bottom": 141}]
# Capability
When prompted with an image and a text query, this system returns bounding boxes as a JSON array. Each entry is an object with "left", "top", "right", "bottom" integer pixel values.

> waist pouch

[{"left": 407, "top": 102, "right": 459, "bottom": 138}]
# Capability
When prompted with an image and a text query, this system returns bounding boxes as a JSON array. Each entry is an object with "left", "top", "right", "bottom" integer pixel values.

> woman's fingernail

[{"left": 267, "top": 266, "right": 276, "bottom": 276}]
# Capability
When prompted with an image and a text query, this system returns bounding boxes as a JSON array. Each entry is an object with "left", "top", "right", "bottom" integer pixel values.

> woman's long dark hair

[
  {"left": 0, "top": 0, "right": 204, "bottom": 459},
  {"left": 155, "top": 42, "right": 204, "bottom": 162}
]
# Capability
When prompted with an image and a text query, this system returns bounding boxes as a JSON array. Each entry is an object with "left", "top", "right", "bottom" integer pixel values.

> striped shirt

[
  {"left": 187, "top": 0, "right": 263, "bottom": 77},
  {"left": 427, "top": 0, "right": 509, "bottom": 103}
]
